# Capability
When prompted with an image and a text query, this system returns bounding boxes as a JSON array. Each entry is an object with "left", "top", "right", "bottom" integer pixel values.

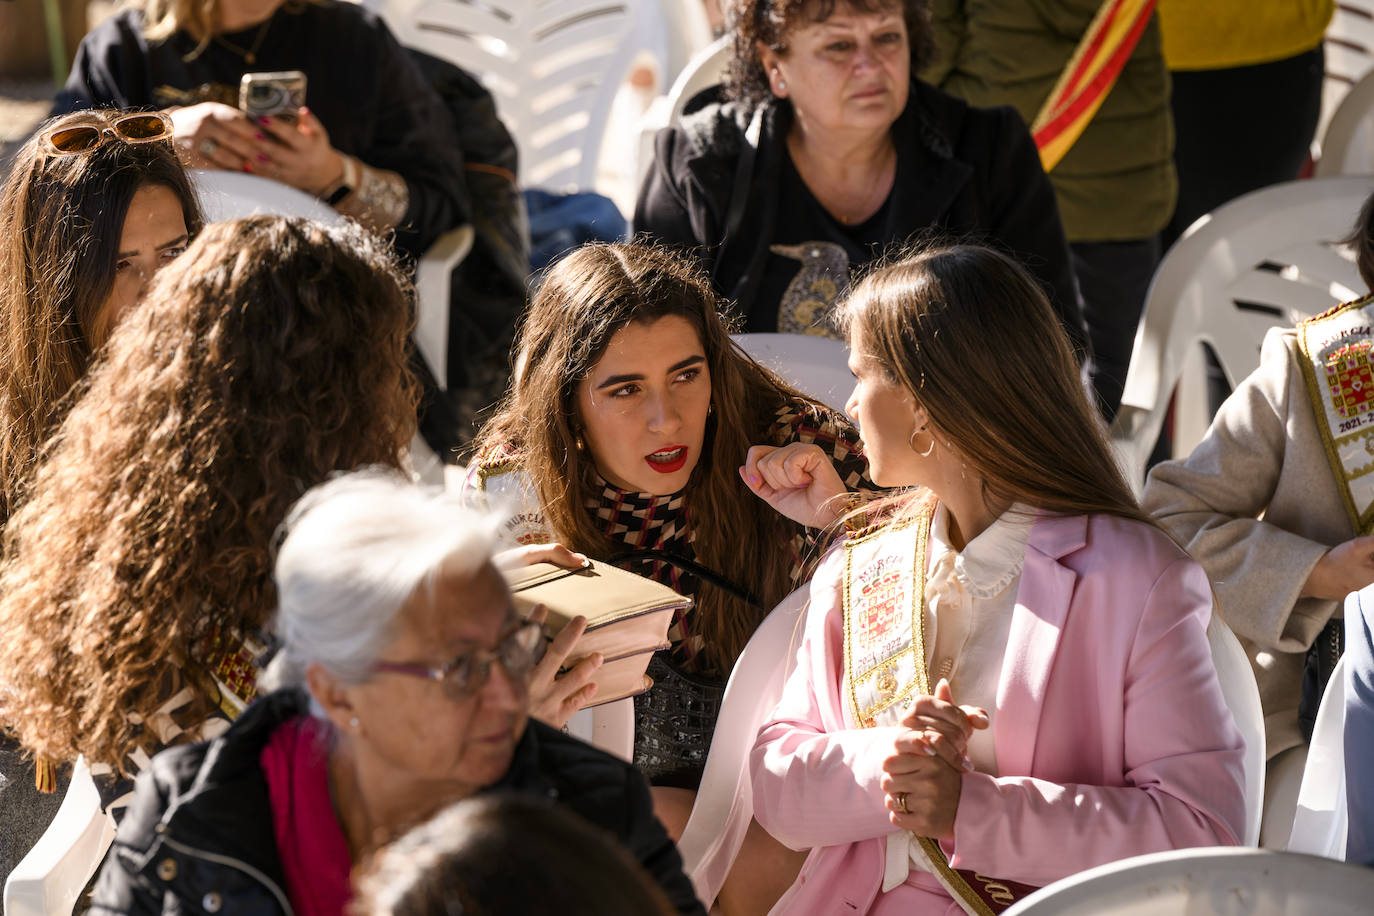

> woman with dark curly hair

[
  {"left": 0, "top": 216, "right": 417, "bottom": 801},
  {"left": 634, "top": 0, "right": 1091, "bottom": 392},
  {"left": 0, "top": 109, "right": 203, "bottom": 528}
]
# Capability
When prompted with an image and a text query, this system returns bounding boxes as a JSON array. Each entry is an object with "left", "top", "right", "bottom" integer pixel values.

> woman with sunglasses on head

[
  {"left": 0, "top": 106, "right": 201, "bottom": 882},
  {"left": 90, "top": 470, "right": 704, "bottom": 915},
  {"left": 0, "top": 217, "right": 417, "bottom": 834},
  {"left": 743, "top": 243, "right": 1245, "bottom": 914},
  {"left": 0, "top": 109, "right": 199, "bottom": 528},
  {"left": 466, "top": 241, "right": 872, "bottom": 914},
  {"left": 54, "top": 0, "right": 467, "bottom": 260}
]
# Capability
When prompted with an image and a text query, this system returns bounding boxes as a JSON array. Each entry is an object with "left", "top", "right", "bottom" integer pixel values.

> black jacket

[
  {"left": 633, "top": 79, "right": 1090, "bottom": 360},
  {"left": 54, "top": 2, "right": 468, "bottom": 262},
  {"left": 89, "top": 689, "right": 706, "bottom": 915}
]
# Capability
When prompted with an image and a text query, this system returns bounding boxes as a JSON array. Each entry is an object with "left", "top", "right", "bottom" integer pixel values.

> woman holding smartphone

[{"left": 55, "top": 0, "right": 467, "bottom": 259}]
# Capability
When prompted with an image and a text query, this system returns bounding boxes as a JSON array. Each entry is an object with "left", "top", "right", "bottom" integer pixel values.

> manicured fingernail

[
  {"left": 256, "top": 153, "right": 269, "bottom": 163},
  {"left": 259, "top": 116, "right": 272, "bottom": 125},
  {"left": 255, "top": 132, "right": 267, "bottom": 141},
  {"left": 922, "top": 743, "right": 937, "bottom": 756},
  {"left": 749, "top": 475, "right": 760, "bottom": 486},
  {"left": 961, "top": 755, "right": 975, "bottom": 772},
  {"left": 242, "top": 163, "right": 253, "bottom": 173},
  {"left": 573, "top": 552, "right": 591, "bottom": 567}
]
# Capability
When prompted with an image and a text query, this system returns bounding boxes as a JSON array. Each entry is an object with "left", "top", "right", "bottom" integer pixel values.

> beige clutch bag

[{"left": 504, "top": 560, "right": 689, "bottom": 706}]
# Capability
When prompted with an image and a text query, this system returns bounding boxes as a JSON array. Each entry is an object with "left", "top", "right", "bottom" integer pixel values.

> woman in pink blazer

[{"left": 739, "top": 243, "right": 1246, "bottom": 914}]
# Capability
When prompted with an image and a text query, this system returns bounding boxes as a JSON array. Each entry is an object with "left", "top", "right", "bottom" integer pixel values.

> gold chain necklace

[{"left": 212, "top": 14, "right": 274, "bottom": 65}]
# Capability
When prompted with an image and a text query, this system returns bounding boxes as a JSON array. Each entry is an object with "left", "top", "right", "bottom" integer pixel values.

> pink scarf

[{"left": 260, "top": 716, "right": 353, "bottom": 916}]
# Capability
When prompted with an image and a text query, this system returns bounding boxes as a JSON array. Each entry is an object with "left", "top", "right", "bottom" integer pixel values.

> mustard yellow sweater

[{"left": 1158, "top": 0, "right": 1333, "bottom": 71}]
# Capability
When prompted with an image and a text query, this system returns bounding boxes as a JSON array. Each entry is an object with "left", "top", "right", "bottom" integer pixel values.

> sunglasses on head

[{"left": 40, "top": 112, "right": 174, "bottom": 157}]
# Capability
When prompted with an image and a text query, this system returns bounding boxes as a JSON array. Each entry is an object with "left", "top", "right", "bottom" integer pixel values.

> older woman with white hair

[{"left": 90, "top": 470, "right": 705, "bottom": 916}]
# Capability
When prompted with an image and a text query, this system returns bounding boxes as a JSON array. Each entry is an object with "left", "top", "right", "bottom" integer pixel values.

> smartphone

[{"left": 239, "top": 70, "right": 307, "bottom": 125}]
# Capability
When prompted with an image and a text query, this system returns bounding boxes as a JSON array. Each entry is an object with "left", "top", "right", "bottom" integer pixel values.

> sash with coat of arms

[
  {"left": 841, "top": 511, "right": 1036, "bottom": 915},
  {"left": 1297, "top": 294, "right": 1374, "bottom": 535}
]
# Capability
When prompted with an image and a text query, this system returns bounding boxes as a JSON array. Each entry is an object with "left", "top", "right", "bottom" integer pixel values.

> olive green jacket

[{"left": 921, "top": 0, "right": 1175, "bottom": 242}]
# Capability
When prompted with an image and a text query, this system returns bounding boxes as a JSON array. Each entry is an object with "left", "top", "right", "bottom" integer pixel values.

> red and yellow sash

[
  {"left": 1297, "top": 295, "right": 1374, "bottom": 536},
  {"left": 1030, "top": 0, "right": 1157, "bottom": 172},
  {"left": 841, "top": 511, "right": 1035, "bottom": 915}
]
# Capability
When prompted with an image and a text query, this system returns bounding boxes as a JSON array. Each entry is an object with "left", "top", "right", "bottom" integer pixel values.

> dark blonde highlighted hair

[
  {"left": 837, "top": 242, "right": 1146, "bottom": 525},
  {"left": 0, "top": 216, "right": 419, "bottom": 770},
  {"left": 0, "top": 110, "right": 203, "bottom": 527},
  {"left": 473, "top": 242, "right": 835, "bottom": 672}
]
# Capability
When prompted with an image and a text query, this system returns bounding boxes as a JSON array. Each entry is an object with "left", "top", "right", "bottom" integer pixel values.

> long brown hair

[
  {"left": 0, "top": 217, "right": 419, "bottom": 769},
  {"left": 837, "top": 243, "right": 1147, "bottom": 524},
  {"left": 473, "top": 243, "right": 833, "bottom": 671},
  {"left": 0, "top": 111, "right": 203, "bottom": 527}
]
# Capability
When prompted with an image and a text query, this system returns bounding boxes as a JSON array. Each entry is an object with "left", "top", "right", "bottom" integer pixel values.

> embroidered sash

[
  {"left": 841, "top": 512, "right": 1035, "bottom": 915},
  {"left": 1297, "top": 295, "right": 1374, "bottom": 535}
]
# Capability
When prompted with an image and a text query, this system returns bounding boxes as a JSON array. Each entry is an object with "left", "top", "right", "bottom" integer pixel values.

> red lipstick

[{"left": 645, "top": 445, "right": 689, "bottom": 474}]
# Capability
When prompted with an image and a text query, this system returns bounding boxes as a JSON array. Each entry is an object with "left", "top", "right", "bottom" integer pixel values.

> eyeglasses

[
  {"left": 371, "top": 620, "right": 544, "bottom": 700},
  {"left": 40, "top": 112, "right": 174, "bottom": 157}
]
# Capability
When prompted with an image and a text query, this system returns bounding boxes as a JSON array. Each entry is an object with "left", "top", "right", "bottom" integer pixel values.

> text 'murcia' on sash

[
  {"left": 841, "top": 511, "right": 1036, "bottom": 915},
  {"left": 1299, "top": 294, "right": 1374, "bottom": 535}
]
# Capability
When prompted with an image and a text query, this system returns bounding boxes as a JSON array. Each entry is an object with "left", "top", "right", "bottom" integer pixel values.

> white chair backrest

[
  {"left": 1110, "top": 176, "right": 1370, "bottom": 490},
  {"left": 563, "top": 696, "right": 635, "bottom": 762},
  {"left": 193, "top": 169, "right": 472, "bottom": 392},
  {"left": 678, "top": 585, "right": 810, "bottom": 907},
  {"left": 191, "top": 169, "right": 345, "bottom": 225},
  {"left": 1207, "top": 615, "right": 1267, "bottom": 846},
  {"left": 1002, "top": 847, "right": 1374, "bottom": 915},
  {"left": 364, "top": 0, "right": 676, "bottom": 191},
  {"left": 1288, "top": 654, "right": 1350, "bottom": 858},
  {"left": 1317, "top": 67, "right": 1374, "bottom": 176},
  {"left": 1323, "top": 2, "right": 1374, "bottom": 144},
  {"left": 4, "top": 758, "right": 116, "bottom": 916},
  {"left": 667, "top": 34, "right": 731, "bottom": 124},
  {"left": 732, "top": 333, "right": 853, "bottom": 414},
  {"left": 634, "top": 34, "right": 730, "bottom": 193}
]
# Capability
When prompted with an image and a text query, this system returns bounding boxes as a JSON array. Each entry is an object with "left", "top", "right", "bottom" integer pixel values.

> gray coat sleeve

[{"left": 1141, "top": 328, "right": 1340, "bottom": 653}]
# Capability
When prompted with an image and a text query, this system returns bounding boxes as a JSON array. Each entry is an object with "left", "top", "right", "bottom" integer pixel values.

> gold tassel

[{"left": 34, "top": 757, "right": 57, "bottom": 793}]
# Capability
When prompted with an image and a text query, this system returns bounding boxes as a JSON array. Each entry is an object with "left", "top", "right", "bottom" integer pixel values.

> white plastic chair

[
  {"left": 1207, "top": 615, "right": 1268, "bottom": 847},
  {"left": 732, "top": 333, "right": 853, "bottom": 414},
  {"left": 1323, "top": 2, "right": 1374, "bottom": 145},
  {"left": 1287, "top": 654, "right": 1350, "bottom": 858},
  {"left": 1316, "top": 67, "right": 1374, "bottom": 176},
  {"left": 635, "top": 34, "right": 731, "bottom": 189},
  {"left": 3, "top": 758, "right": 116, "bottom": 916},
  {"left": 678, "top": 586, "right": 810, "bottom": 908},
  {"left": 363, "top": 0, "right": 681, "bottom": 192},
  {"left": 564, "top": 696, "right": 635, "bottom": 763},
  {"left": 1002, "top": 846, "right": 1374, "bottom": 916},
  {"left": 1110, "top": 176, "right": 1370, "bottom": 491}
]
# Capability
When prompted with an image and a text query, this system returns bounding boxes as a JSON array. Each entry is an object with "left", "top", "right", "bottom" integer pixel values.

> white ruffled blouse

[{"left": 924, "top": 502, "right": 1036, "bottom": 776}]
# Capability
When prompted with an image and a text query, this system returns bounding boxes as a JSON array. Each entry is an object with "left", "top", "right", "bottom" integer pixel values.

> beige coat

[{"left": 1142, "top": 327, "right": 1350, "bottom": 758}]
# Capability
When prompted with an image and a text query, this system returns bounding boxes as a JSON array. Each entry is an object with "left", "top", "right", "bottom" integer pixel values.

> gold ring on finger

[{"left": 894, "top": 791, "right": 910, "bottom": 815}]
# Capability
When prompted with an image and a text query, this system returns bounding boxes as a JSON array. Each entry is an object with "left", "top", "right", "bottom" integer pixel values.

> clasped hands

[
  {"left": 881, "top": 678, "right": 989, "bottom": 842},
  {"left": 169, "top": 101, "right": 344, "bottom": 197}
]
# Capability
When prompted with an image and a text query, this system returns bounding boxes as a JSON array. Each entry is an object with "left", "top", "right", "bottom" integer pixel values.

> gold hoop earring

[
  {"left": 573, "top": 430, "right": 585, "bottom": 452},
  {"left": 909, "top": 424, "right": 935, "bottom": 458}
]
